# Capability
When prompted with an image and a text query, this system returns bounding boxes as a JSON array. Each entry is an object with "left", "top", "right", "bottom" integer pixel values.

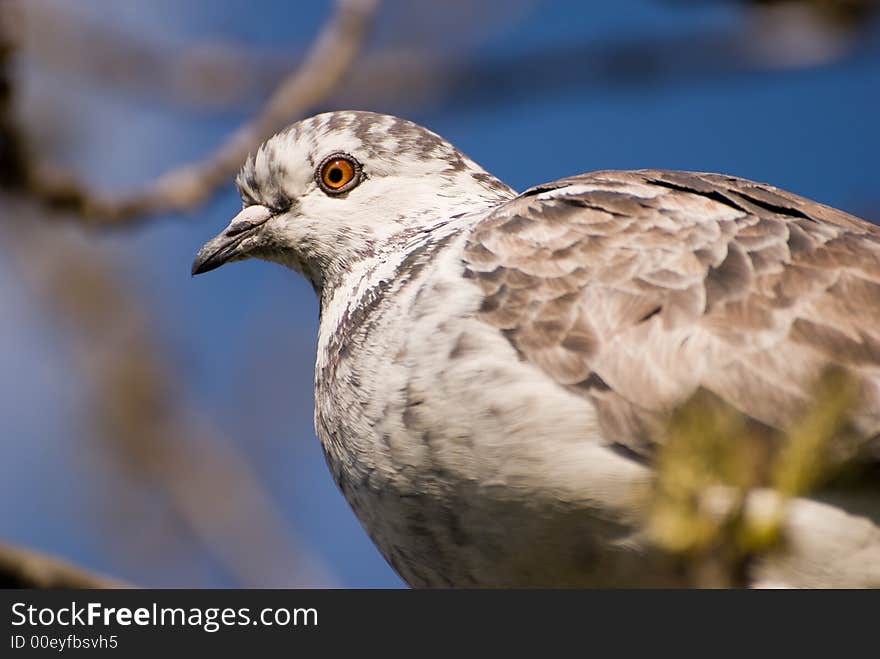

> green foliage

[{"left": 647, "top": 367, "right": 859, "bottom": 587}]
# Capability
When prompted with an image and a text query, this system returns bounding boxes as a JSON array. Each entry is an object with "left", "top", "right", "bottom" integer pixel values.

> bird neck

[{"left": 313, "top": 188, "right": 513, "bottom": 298}]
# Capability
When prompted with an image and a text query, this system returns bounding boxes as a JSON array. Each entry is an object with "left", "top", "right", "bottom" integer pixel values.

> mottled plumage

[
  {"left": 194, "top": 111, "right": 880, "bottom": 587},
  {"left": 465, "top": 170, "right": 880, "bottom": 460}
]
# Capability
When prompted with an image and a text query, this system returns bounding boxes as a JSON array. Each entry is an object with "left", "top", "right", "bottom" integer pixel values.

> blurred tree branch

[
  {"left": 0, "top": 542, "right": 127, "bottom": 589},
  {"left": 18, "top": 0, "right": 379, "bottom": 225},
  {"left": 728, "top": 0, "right": 877, "bottom": 28}
]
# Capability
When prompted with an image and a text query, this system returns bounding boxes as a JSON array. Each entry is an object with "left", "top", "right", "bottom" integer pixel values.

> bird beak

[{"left": 191, "top": 204, "right": 274, "bottom": 275}]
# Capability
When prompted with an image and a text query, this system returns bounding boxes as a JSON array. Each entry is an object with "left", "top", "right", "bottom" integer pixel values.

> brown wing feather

[{"left": 463, "top": 169, "right": 880, "bottom": 459}]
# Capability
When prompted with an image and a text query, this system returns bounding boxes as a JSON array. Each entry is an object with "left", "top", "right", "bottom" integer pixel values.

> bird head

[{"left": 192, "top": 111, "right": 514, "bottom": 291}]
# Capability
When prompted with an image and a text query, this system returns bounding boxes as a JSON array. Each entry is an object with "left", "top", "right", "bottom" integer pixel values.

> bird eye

[{"left": 317, "top": 154, "right": 361, "bottom": 194}]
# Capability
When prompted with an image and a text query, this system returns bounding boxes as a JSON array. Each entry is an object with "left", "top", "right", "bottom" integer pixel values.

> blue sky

[{"left": 2, "top": 0, "right": 878, "bottom": 587}]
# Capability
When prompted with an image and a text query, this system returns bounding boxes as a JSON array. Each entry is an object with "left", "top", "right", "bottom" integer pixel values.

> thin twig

[
  {"left": 26, "top": 0, "right": 379, "bottom": 225},
  {"left": 0, "top": 542, "right": 128, "bottom": 589}
]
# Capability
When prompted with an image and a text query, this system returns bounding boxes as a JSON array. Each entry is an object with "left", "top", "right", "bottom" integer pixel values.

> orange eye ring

[{"left": 317, "top": 153, "right": 361, "bottom": 194}]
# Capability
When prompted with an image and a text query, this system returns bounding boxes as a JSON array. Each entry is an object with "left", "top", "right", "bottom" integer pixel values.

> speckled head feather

[
  {"left": 236, "top": 111, "right": 513, "bottom": 208},
  {"left": 193, "top": 111, "right": 515, "bottom": 289}
]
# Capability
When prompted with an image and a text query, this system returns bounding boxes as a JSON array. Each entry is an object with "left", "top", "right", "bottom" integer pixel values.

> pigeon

[{"left": 193, "top": 111, "right": 880, "bottom": 587}]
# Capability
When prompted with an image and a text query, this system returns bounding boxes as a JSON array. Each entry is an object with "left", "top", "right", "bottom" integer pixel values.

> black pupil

[{"left": 328, "top": 167, "right": 343, "bottom": 184}]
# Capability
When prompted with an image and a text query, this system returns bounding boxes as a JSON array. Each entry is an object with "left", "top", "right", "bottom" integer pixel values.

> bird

[{"left": 193, "top": 110, "right": 880, "bottom": 587}]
